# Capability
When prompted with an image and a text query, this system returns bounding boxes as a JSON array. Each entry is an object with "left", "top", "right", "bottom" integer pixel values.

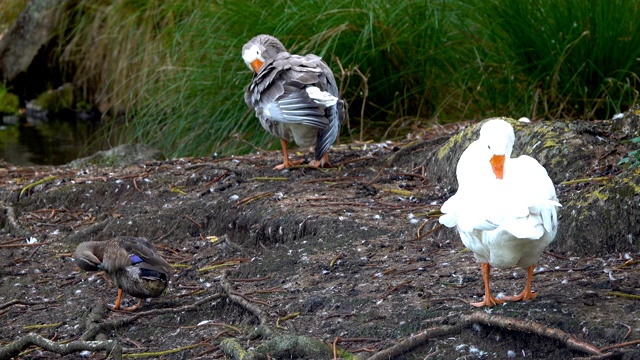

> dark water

[{"left": 0, "top": 117, "right": 109, "bottom": 166}]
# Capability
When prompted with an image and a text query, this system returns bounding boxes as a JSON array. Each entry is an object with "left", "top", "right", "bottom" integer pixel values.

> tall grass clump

[
  {"left": 463, "top": 0, "right": 640, "bottom": 120},
  {"left": 57, "top": 0, "right": 473, "bottom": 157},
  {"left": 130, "top": 0, "right": 473, "bottom": 156},
  {"left": 0, "top": 0, "right": 29, "bottom": 33},
  {"left": 54, "top": 0, "right": 202, "bottom": 113},
  {"left": 53, "top": 0, "right": 640, "bottom": 158}
]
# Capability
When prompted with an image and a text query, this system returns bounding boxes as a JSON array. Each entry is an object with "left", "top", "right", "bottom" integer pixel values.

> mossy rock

[
  {"left": 426, "top": 115, "right": 639, "bottom": 256},
  {"left": 65, "top": 143, "right": 166, "bottom": 168},
  {"left": 0, "top": 90, "right": 19, "bottom": 114},
  {"left": 557, "top": 169, "right": 640, "bottom": 255},
  {"left": 25, "top": 83, "right": 75, "bottom": 119},
  {"left": 427, "top": 117, "right": 616, "bottom": 189}
]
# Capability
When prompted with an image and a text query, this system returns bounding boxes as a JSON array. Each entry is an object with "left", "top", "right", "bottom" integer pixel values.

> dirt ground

[{"left": 0, "top": 120, "right": 639, "bottom": 359}]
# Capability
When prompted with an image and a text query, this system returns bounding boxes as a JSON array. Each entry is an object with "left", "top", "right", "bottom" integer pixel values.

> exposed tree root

[
  {"left": 0, "top": 333, "right": 122, "bottom": 360},
  {"left": 0, "top": 299, "right": 58, "bottom": 310},
  {"left": 218, "top": 270, "right": 340, "bottom": 359},
  {"left": 4, "top": 206, "right": 28, "bottom": 238},
  {"left": 465, "top": 312, "right": 602, "bottom": 355},
  {"left": 220, "top": 269, "right": 273, "bottom": 338},
  {"left": 367, "top": 311, "right": 603, "bottom": 360},
  {"left": 81, "top": 293, "right": 225, "bottom": 341},
  {"left": 367, "top": 322, "right": 463, "bottom": 360}
]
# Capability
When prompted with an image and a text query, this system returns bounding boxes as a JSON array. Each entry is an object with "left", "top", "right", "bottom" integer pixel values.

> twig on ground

[
  {"left": 183, "top": 214, "right": 203, "bottom": 229},
  {"left": 411, "top": 223, "right": 444, "bottom": 241},
  {"left": 230, "top": 276, "right": 271, "bottom": 283},
  {"left": 232, "top": 133, "right": 268, "bottom": 153},
  {"left": 20, "top": 175, "right": 57, "bottom": 197},
  {"left": 0, "top": 243, "right": 45, "bottom": 248},
  {"left": 0, "top": 299, "right": 59, "bottom": 310},
  {"left": 381, "top": 280, "right": 412, "bottom": 299},
  {"left": 365, "top": 167, "right": 385, "bottom": 185},
  {"left": 384, "top": 138, "right": 441, "bottom": 167},
  {"left": 234, "top": 192, "right": 273, "bottom": 207},
  {"left": 117, "top": 342, "right": 206, "bottom": 358},
  {"left": 608, "top": 291, "right": 640, "bottom": 300},
  {"left": 334, "top": 156, "right": 377, "bottom": 167},
  {"left": 600, "top": 338, "right": 640, "bottom": 352},
  {"left": 276, "top": 312, "right": 300, "bottom": 330},
  {"left": 560, "top": 176, "right": 610, "bottom": 186},
  {"left": 619, "top": 323, "right": 633, "bottom": 341},
  {"left": 534, "top": 266, "right": 589, "bottom": 275}
]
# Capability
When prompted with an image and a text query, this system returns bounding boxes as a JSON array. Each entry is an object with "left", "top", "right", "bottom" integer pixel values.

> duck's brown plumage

[{"left": 74, "top": 237, "right": 173, "bottom": 310}]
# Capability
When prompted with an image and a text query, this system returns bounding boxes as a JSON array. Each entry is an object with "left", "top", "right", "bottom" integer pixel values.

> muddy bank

[{"left": 0, "top": 116, "right": 639, "bottom": 359}]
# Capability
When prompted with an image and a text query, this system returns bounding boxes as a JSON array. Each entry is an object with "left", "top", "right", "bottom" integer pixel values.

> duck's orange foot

[
  {"left": 108, "top": 298, "right": 144, "bottom": 312},
  {"left": 120, "top": 298, "right": 144, "bottom": 311}
]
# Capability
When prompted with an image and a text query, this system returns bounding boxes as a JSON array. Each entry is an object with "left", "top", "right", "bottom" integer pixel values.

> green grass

[
  {"left": 462, "top": 0, "right": 640, "bottom": 120},
  {"left": 127, "top": 0, "right": 468, "bottom": 156},
  {"left": 51, "top": 0, "right": 640, "bottom": 158},
  {"left": 0, "top": 0, "right": 28, "bottom": 33},
  {"left": 0, "top": 83, "right": 19, "bottom": 114}
]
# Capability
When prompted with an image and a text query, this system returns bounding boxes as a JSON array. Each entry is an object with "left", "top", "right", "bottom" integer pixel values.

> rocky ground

[{"left": 0, "top": 117, "right": 639, "bottom": 359}]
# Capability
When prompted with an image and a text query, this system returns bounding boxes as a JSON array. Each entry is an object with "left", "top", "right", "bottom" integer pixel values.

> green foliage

[
  {"left": 0, "top": 0, "right": 29, "bottom": 33},
  {"left": 463, "top": 0, "right": 640, "bottom": 120},
  {"left": 0, "top": 84, "right": 19, "bottom": 115},
  {"left": 53, "top": 0, "right": 640, "bottom": 158},
  {"left": 618, "top": 137, "right": 640, "bottom": 168},
  {"left": 30, "top": 84, "right": 74, "bottom": 113},
  {"left": 125, "top": 0, "right": 470, "bottom": 156}
]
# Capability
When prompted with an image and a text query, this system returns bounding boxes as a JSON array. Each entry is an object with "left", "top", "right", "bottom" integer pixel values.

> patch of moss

[
  {"left": 30, "top": 83, "right": 74, "bottom": 113},
  {"left": 590, "top": 189, "right": 609, "bottom": 201},
  {"left": 0, "top": 90, "right": 19, "bottom": 114}
]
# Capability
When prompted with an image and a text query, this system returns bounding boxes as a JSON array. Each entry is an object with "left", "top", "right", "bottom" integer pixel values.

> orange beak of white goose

[
  {"left": 250, "top": 59, "right": 264, "bottom": 73},
  {"left": 490, "top": 154, "right": 505, "bottom": 179}
]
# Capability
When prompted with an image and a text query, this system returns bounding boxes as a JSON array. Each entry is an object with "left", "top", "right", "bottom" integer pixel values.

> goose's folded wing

[
  {"left": 440, "top": 190, "right": 502, "bottom": 232},
  {"left": 247, "top": 53, "right": 342, "bottom": 133},
  {"left": 263, "top": 86, "right": 329, "bottom": 128}
]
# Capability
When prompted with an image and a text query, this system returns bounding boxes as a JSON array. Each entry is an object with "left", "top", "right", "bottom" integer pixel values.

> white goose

[{"left": 439, "top": 119, "right": 561, "bottom": 307}]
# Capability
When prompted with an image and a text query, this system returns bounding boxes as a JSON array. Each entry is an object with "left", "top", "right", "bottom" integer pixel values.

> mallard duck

[
  {"left": 73, "top": 236, "right": 173, "bottom": 311},
  {"left": 439, "top": 119, "right": 561, "bottom": 307},
  {"left": 242, "top": 34, "right": 345, "bottom": 170}
]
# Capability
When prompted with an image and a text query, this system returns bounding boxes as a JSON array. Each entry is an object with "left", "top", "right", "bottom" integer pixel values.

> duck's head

[
  {"left": 73, "top": 242, "right": 103, "bottom": 272},
  {"left": 478, "top": 119, "right": 515, "bottom": 179},
  {"left": 242, "top": 34, "right": 287, "bottom": 73}
]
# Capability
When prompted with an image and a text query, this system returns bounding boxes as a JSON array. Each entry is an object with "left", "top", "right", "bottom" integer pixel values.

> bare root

[
  {"left": 0, "top": 333, "right": 122, "bottom": 360},
  {"left": 367, "top": 311, "right": 603, "bottom": 360}
]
